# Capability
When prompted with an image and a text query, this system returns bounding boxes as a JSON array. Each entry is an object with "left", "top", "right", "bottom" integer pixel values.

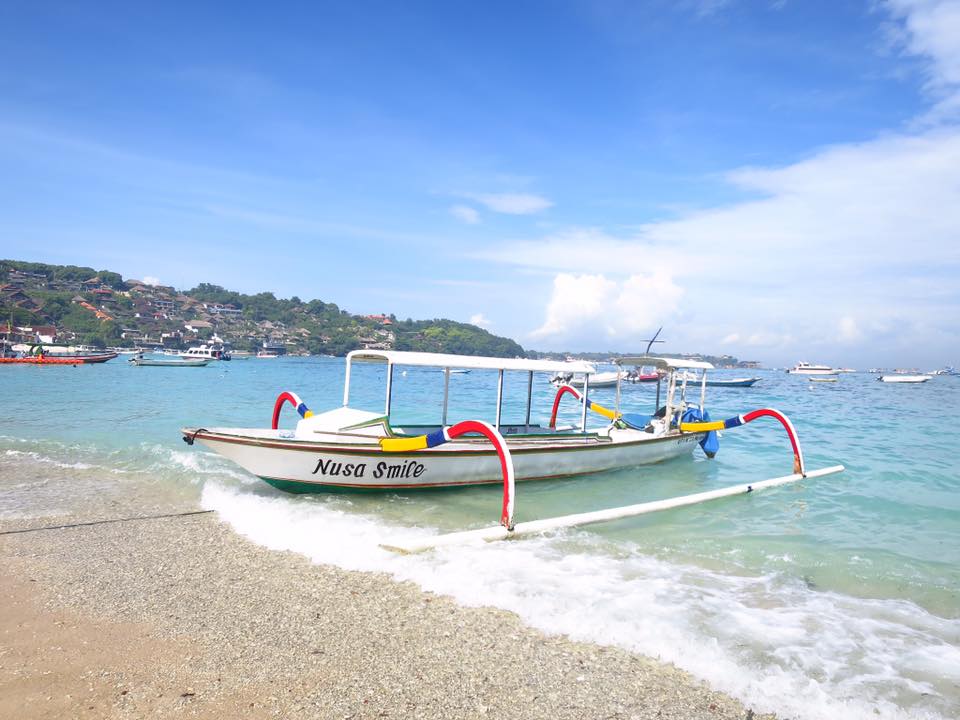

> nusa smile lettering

[{"left": 312, "top": 458, "right": 425, "bottom": 479}]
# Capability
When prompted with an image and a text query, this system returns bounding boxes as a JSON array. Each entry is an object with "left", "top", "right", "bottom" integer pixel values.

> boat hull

[
  {"left": 704, "top": 378, "right": 760, "bottom": 387},
  {"left": 0, "top": 352, "right": 117, "bottom": 365},
  {"left": 131, "top": 358, "right": 210, "bottom": 367},
  {"left": 188, "top": 429, "right": 705, "bottom": 492}
]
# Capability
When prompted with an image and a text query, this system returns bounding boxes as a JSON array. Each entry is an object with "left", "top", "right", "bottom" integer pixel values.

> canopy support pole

[
  {"left": 385, "top": 362, "right": 394, "bottom": 416},
  {"left": 495, "top": 369, "right": 504, "bottom": 430},
  {"left": 524, "top": 371, "right": 533, "bottom": 432},
  {"left": 442, "top": 368, "right": 450, "bottom": 426},
  {"left": 343, "top": 354, "right": 353, "bottom": 406},
  {"left": 580, "top": 374, "right": 590, "bottom": 432}
]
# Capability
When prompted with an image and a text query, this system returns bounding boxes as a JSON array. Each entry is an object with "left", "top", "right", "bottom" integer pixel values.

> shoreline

[{"left": 1, "top": 504, "right": 771, "bottom": 719}]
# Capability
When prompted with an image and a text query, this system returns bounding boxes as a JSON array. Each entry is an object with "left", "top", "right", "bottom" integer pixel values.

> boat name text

[{"left": 311, "top": 458, "right": 426, "bottom": 479}]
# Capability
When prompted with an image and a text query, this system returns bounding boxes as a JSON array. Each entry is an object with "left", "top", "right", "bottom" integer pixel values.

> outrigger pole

[{"left": 381, "top": 464, "right": 844, "bottom": 554}]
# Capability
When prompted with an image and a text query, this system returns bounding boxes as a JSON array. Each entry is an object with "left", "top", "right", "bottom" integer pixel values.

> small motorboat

[
  {"left": 704, "top": 377, "right": 761, "bottom": 388},
  {"left": 809, "top": 377, "right": 838, "bottom": 383},
  {"left": 130, "top": 355, "right": 210, "bottom": 367},
  {"left": 877, "top": 375, "right": 931, "bottom": 383}
]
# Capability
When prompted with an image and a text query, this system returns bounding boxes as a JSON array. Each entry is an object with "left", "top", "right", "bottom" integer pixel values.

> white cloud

[
  {"left": 469, "top": 313, "right": 491, "bottom": 328},
  {"left": 143, "top": 276, "right": 161, "bottom": 286},
  {"left": 450, "top": 205, "right": 480, "bottom": 224},
  {"left": 837, "top": 316, "right": 864, "bottom": 344},
  {"left": 886, "top": 0, "right": 960, "bottom": 122},
  {"left": 474, "top": 124, "right": 960, "bottom": 360},
  {"left": 531, "top": 272, "right": 683, "bottom": 345},
  {"left": 467, "top": 193, "right": 553, "bottom": 215},
  {"left": 721, "top": 333, "right": 741, "bottom": 345}
]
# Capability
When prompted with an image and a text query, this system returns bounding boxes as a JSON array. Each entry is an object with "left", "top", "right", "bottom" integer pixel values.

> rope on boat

[
  {"left": 379, "top": 420, "right": 516, "bottom": 529},
  {"left": 548, "top": 383, "right": 617, "bottom": 429},
  {"left": 680, "top": 408, "right": 806, "bottom": 475},
  {"left": 271, "top": 391, "right": 313, "bottom": 429},
  {"left": 0, "top": 509, "right": 214, "bottom": 536}
]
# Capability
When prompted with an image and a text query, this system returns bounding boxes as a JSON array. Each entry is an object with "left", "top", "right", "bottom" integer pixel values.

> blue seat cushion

[{"left": 620, "top": 413, "right": 652, "bottom": 430}]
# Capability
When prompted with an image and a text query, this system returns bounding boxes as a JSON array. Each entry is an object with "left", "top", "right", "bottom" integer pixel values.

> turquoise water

[{"left": 2, "top": 357, "right": 959, "bottom": 719}]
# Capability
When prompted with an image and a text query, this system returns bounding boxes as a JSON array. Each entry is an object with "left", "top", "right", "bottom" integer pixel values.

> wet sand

[{"left": 0, "top": 498, "right": 772, "bottom": 720}]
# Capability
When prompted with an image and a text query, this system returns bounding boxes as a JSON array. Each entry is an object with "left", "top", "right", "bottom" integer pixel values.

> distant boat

[
  {"left": 835, "top": 368, "right": 856, "bottom": 373},
  {"left": 877, "top": 375, "right": 931, "bottom": 383},
  {"left": 0, "top": 343, "right": 117, "bottom": 365},
  {"left": 0, "top": 351, "right": 117, "bottom": 365},
  {"left": 551, "top": 370, "right": 625, "bottom": 388},
  {"left": 129, "top": 355, "right": 210, "bottom": 367},
  {"left": 787, "top": 362, "right": 838, "bottom": 375},
  {"left": 181, "top": 344, "right": 230, "bottom": 361},
  {"left": 809, "top": 377, "right": 838, "bottom": 383},
  {"left": 704, "top": 377, "right": 761, "bottom": 388}
]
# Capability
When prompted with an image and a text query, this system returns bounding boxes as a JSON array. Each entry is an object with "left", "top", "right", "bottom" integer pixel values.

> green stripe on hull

[{"left": 258, "top": 477, "right": 500, "bottom": 494}]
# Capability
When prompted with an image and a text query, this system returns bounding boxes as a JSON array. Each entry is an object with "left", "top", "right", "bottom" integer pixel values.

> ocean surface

[{"left": 2, "top": 356, "right": 958, "bottom": 720}]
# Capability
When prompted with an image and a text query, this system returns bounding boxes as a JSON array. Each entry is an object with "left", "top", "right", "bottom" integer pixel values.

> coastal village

[
  {"left": 0, "top": 260, "right": 524, "bottom": 358},
  {"left": 0, "top": 259, "right": 753, "bottom": 366}
]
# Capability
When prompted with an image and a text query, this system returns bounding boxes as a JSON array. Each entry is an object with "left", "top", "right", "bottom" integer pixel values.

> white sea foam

[
  {"left": 133, "top": 443, "right": 256, "bottom": 484},
  {"left": 3, "top": 448, "right": 94, "bottom": 471},
  {"left": 201, "top": 480, "right": 960, "bottom": 720}
]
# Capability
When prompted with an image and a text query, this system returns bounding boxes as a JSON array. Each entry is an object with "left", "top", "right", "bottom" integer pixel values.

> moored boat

[
  {"left": 182, "top": 349, "right": 844, "bottom": 548},
  {"left": 787, "top": 362, "right": 838, "bottom": 375},
  {"left": 184, "top": 351, "right": 818, "bottom": 493},
  {"left": 0, "top": 346, "right": 117, "bottom": 365},
  {"left": 877, "top": 374, "right": 931, "bottom": 383},
  {"left": 703, "top": 377, "right": 761, "bottom": 388},
  {"left": 130, "top": 354, "right": 210, "bottom": 367},
  {"left": 181, "top": 343, "right": 230, "bottom": 361}
]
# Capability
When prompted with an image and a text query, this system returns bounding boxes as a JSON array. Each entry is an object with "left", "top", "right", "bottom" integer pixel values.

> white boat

[
  {"left": 130, "top": 355, "right": 210, "bottom": 367},
  {"left": 181, "top": 344, "right": 230, "bottom": 361},
  {"left": 183, "top": 350, "right": 821, "bottom": 494},
  {"left": 878, "top": 375, "right": 931, "bottom": 383},
  {"left": 182, "top": 350, "right": 844, "bottom": 546},
  {"left": 786, "top": 362, "right": 838, "bottom": 375}
]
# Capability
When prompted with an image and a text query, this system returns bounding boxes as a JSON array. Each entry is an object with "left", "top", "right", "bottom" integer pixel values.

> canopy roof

[
  {"left": 615, "top": 355, "right": 715, "bottom": 370},
  {"left": 346, "top": 350, "right": 596, "bottom": 374}
]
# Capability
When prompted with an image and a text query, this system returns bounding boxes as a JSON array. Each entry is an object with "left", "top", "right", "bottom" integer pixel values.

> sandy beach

[{"left": 0, "top": 489, "right": 771, "bottom": 720}]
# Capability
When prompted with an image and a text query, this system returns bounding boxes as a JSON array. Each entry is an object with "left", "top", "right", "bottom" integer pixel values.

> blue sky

[{"left": 1, "top": 1, "right": 958, "bottom": 366}]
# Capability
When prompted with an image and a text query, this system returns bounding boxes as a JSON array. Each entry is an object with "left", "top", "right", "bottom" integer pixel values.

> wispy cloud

[
  {"left": 886, "top": 0, "right": 960, "bottom": 124},
  {"left": 477, "top": 125, "right": 960, "bottom": 355},
  {"left": 449, "top": 204, "right": 480, "bottom": 224},
  {"left": 464, "top": 192, "right": 553, "bottom": 215},
  {"left": 469, "top": 313, "right": 491, "bottom": 328}
]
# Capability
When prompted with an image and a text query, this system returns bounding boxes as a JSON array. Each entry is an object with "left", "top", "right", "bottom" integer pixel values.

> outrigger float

[{"left": 182, "top": 350, "right": 843, "bottom": 552}]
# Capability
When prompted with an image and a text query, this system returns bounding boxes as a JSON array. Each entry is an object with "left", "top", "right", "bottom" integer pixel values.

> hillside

[{"left": 0, "top": 260, "right": 525, "bottom": 357}]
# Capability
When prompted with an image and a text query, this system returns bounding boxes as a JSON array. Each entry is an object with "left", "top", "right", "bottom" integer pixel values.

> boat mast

[{"left": 644, "top": 327, "right": 665, "bottom": 415}]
